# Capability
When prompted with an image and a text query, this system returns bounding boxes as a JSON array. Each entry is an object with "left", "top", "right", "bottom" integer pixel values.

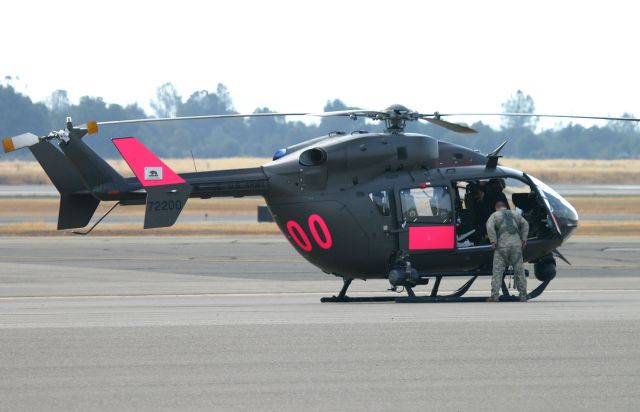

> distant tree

[
  {"left": 46, "top": 90, "right": 71, "bottom": 112},
  {"left": 245, "top": 107, "right": 280, "bottom": 131},
  {"left": 44, "top": 95, "right": 148, "bottom": 157},
  {"left": 216, "top": 84, "right": 234, "bottom": 113},
  {"left": 317, "top": 99, "right": 369, "bottom": 135},
  {"left": 1, "top": 75, "right": 22, "bottom": 91},
  {"left": 607, "top": 112, "right": 637, "bottom": 134},
  {"left": 0, "top": 85, "right": 50, "bottom": 137},
  {"left": 166, "top": 84, "right": 240, "bottom": 155},
  {"left": 179, "top": 87, "right": 232, "bottom": 116},
  {"left": 2, "top": 83, "right": 640, "bottom": 160},
  {"left": 46, "top": 90, "right": 72, "bottom": 128},
  {"left": 501, "top": 90, "right": 538, "bottom": 131},
  {"left": 151, "top": 82, "right": 181, "bottom": 118}
]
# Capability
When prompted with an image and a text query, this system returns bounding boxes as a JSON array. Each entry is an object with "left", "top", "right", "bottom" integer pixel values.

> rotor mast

[{"left": 383, "top": 104, "right": 412, "bottom": 133}]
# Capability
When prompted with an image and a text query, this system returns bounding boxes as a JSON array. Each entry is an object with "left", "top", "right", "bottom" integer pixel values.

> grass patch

[
  {"left": 501, "top": 159, "right": 640, "bottom": 184},
  {"left": 565, "top": 196, "right": 640, "bottom": 215}
]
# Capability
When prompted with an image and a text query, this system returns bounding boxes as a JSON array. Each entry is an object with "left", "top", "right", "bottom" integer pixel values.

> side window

[
  {"left": 400, "top": 186, "right": 452, "bottom": 223},
  {"left": 369, "top": 190, "right": 391, "bottom": 216}
]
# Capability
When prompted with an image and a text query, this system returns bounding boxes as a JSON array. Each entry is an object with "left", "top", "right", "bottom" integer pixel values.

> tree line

[{"left": 0, "top": 83, "right": 638, "bottom": 160}]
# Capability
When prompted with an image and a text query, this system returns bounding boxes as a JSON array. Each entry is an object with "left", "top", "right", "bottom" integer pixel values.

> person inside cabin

[
  {"left": 485, "top": 179, "right": 509, "bottom": 212},
  {"left": 469, "top": 185, "right": 493, "bottom": 243}
]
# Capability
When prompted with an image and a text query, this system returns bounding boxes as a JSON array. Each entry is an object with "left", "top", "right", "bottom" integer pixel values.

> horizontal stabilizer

[{"left": 112, "top": 137, "right": 192, "bottom": 229}]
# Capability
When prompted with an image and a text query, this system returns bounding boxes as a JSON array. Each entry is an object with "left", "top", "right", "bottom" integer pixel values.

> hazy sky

[{"left": 1, "top": 0, "right": 638, "bottom": 128}]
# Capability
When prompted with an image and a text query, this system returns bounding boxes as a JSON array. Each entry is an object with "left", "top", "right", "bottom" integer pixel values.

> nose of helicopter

[
  {"left": 527, "top": 174, "right": 579, "bottom": 241},
  {"left": 553, "top": 194, "right": 579, "bottom": 241},
  {"left": 539, "top": 184, "right": 579, "bottom": 241}
]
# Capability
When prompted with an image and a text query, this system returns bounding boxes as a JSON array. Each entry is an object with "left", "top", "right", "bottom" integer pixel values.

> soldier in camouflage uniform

[{"left": 486, "top": 200, "right": 529, "bottom": 302}]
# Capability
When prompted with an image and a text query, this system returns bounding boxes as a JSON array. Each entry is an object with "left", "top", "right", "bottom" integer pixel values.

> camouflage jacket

[{"left": 486, "top": 209, "right": 529, "bottom": 247}]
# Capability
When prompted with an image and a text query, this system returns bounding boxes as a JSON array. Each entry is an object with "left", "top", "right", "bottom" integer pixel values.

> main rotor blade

[
  {"left": 54, "top": 108, "right": 640, "bottom": 131},
  {"left": 97, "top": 112, "right": 309, "bottom": 126},
  {"left": 437, "top": 113, "right": 640, "bottom": 122},
  {"left": 96, "top": 109, "right": 395, "bottom": 128},
  {"left": 422, "top": 117, "right": 478, "bottom": 134},
  {"left": 308, "top": 109, "right": 388, "bottom": 118}
]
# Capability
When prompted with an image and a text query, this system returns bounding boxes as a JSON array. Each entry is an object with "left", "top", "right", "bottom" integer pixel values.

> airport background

[
  {"left": 1, "top": 82, "right": 639, "bottom": 160},
  {"left": 1, "top": 1, "right": 639, "bottom": 409}
]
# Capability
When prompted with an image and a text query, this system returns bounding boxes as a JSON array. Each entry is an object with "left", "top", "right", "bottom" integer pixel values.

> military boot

[
  {"left": 519, "top": 293, "right": 528, "bottom": 302},
  {"left": 486, "top": 295, "right": 499, "bottom": 302}
]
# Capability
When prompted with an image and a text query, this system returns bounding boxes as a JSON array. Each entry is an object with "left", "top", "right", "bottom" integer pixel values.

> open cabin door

[
  {"left": 523, "top": 173, "right": 562, "bottom": 237},
  {"left": 396, "top": 184, "right": 456, "bottom": 253}
]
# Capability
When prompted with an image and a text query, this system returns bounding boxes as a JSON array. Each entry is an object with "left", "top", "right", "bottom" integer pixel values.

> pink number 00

[{"left": 286, "top": 214, "right": 333, "bottom": 251}]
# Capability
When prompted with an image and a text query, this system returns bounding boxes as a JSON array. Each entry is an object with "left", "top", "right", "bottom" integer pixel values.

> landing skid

[
  {"left": 320, "top": 279, "right": 398, "bottom": 303},
  {"left": 320, "top": 272, "right": 552, "bottom": 303}
]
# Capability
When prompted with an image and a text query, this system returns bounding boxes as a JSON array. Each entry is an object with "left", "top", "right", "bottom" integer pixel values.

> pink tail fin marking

[{"left": 112, "top": 137, "right": 185, "bottom": 187}]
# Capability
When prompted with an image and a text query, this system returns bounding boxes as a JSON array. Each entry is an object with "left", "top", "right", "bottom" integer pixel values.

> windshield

[{"left": 528, "top": 175, "right": 579, "bottom": 221}]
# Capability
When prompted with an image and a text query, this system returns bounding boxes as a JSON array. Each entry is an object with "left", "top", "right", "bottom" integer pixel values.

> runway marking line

[{"left": 1, "top": 289, "right": 639, "bottom": 301}]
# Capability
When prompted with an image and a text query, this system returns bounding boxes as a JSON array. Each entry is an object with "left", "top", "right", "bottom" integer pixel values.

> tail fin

[
  {"left": 10, "top": 125, "right": 190, "bottom": 230},
  {"left": 29, "top": 141, "right": 100, "bottom": 229},
  {"left": 58, "top": 133, "right": 127, "bottom": 190},
  {"left": 7, "top": 122, "right": 131, "bottom": 230},
  {"left": 112, "top": 137, "right": 192, "bottom": 229},
  {"left": 29, "top": 141, "right": 87, "bottom": 195}
]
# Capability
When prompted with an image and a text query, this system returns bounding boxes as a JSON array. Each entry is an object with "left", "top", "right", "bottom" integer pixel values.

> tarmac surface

[{"left": 1, "top": 235, "right": 639, "bottom": 411}]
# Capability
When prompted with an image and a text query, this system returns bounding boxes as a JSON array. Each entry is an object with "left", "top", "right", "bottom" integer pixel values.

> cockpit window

[
  {"left": 400, "top": 186, "right": 452, "bottom": 223},
  {"left": 369, "top": 191, "right": 391, "bottom": 216},
  {"left": 528, "top": 175, "right": 579, "bottom": 221}
]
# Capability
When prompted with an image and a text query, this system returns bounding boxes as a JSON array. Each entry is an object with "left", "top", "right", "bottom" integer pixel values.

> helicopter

[{"left": 3, "top": 105, "right": 638, "bottom": 302}]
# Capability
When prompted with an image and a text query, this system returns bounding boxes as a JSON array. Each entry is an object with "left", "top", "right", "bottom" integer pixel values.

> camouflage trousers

[{"left": 491, "top": 246, "right": 527, "bottom": 298}]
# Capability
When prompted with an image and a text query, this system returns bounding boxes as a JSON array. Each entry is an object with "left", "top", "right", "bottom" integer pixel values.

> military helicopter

[{"left": 3, "top": 105, "right": 638, "bottom": 302}]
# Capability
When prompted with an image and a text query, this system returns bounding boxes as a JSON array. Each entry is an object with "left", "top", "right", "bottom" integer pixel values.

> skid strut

[{"left": 320, "top": 278, "right": 397, "bottom": 303}]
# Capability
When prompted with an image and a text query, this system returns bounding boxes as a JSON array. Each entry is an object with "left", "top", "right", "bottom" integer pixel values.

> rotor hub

[{"left": 383, "top": 104, "right": 415, "bottom": 132}]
